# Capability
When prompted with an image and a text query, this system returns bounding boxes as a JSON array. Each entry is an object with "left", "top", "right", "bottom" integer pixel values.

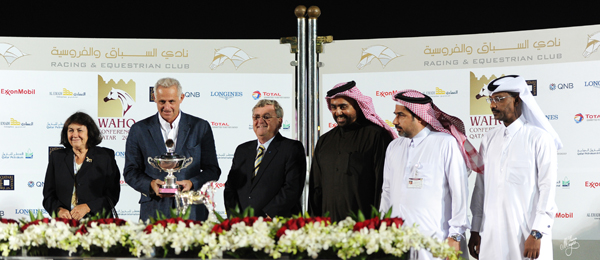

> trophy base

[{"left": 159, "top": 188, "right": 178, "bottom": 194}]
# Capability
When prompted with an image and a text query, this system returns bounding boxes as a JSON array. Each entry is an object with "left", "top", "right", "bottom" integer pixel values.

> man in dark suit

[
  {"left": 124, "top": 78, "right": 221, "bottom": 221},
  {"left": 224, "top": 99, "right": 306, "bottom": 218}
]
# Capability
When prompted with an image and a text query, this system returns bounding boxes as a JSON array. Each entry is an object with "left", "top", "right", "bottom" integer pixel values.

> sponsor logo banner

[{"left": 0, "top": 175, "right": 15, "bottom": 190}]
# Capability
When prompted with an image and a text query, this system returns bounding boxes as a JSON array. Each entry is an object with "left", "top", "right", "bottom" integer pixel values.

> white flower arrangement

[
  {"left": 0, "top": 219, "right": 21, "bottom": 256},
  {"left": 0, "top": 209, "right": 460, "bottom": 259}
]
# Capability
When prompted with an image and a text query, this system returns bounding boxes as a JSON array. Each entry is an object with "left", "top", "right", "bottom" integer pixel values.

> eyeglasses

[
  {"left": 252, "top": 114, "right": 276, "bottom": 121},
  {"left": 486, "top": 96, "right": 511, "bottom": 104}
]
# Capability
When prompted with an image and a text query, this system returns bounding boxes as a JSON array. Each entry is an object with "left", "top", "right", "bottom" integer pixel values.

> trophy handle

[
  {"left": 181, "top": 157, "right": 193, "bottom": 169},
  {"left": 147, "top": 157, "right": 162, "bottom": 170}
]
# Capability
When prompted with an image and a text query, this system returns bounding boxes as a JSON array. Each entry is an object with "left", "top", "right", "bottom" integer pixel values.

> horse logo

[
  {"left": 103, "top": 88, "right": 135, "bottom": 116},
  {"left": 357, "top": 45, "right": 402, "bottom": 70},
  {"left": 0, "top": 43, "right": 28, "bottom": 66},
  {"left": 209, "top": 47, "right": 255, "bottom": 70},
  {"left": 583, "top": 32, "right": 600, "bottom": 58}
]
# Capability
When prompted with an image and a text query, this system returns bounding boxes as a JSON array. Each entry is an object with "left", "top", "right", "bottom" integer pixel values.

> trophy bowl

[{"left": 147, "top": 139, "right": 193, "bottom": 194}]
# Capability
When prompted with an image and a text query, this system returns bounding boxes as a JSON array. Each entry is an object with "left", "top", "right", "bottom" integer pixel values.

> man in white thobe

[
  {"left": 380, "top": 90, "right": 483, "bottom": 260},
  {"left": 469, "top": 75, "right": 562, "bottom": 260}
]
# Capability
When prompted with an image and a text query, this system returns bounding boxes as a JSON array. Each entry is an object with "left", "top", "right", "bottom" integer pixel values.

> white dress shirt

[
  {"left": 158, "top": 111, "right": 181, "bottom": 150},
  {"left": 471, "top": 117, "right": 557, "bottom": 260},
  {"left": 380, "top": 126, "right": 470, "bottom": 260}
]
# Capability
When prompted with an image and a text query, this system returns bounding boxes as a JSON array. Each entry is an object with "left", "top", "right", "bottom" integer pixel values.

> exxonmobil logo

[{"left": 556, "top": 212, "right": 573, "bottom": 218}]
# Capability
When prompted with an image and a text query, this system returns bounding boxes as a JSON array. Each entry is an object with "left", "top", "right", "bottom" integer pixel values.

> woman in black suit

[{"left": 42, "top": 112, "right": 120, "bottom": 220}]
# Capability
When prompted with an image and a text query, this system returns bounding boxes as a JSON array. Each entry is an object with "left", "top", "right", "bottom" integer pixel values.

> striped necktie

[{"left": 254, "top": 145, "right": 265, "bottom": 176}]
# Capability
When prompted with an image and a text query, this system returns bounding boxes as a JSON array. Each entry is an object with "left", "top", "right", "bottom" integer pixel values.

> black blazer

[
  {"left": 224, "top": 133, "right": 306, "bottom": 217},
  {"left": 123, "top": 112, "right": 221, "bottom": 221},
  {"left": 42, "top": 146, "right": 120, "bottom": 216}
]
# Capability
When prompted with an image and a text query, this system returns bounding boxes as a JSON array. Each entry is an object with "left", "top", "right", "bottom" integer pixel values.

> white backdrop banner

[
  {"left": 319, "top": 24, "right": 600, "bottom": 258},
  {"left": 0, "top": 37, "right": 296, "bottom": 221}
]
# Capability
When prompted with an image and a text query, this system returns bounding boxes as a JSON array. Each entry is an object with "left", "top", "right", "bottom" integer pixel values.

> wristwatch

[
  {"left": 449, "top": 234, "right": 463, "bottom": 242},
  {"left": 530, "top": 230, "right": 543, "bottom": 240}
]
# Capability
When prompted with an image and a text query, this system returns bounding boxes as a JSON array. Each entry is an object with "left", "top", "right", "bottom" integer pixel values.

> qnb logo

[
  {"left": 252, "top": 91, "right": 261, "bottom": 100},
  {"left": 574, "top": 113, "right": 584, "bottom": 123},
  {"left": 27, "top": 181, "right": 44, "bottom": 188},
  {"left": 585, "top": 181, "right": 600, "bottom": 188},
  {"left": 555, "top": 212, "right": 574, "bottom": 218},
  {"left": 375, "top": 90, "right": 399, "bottom": 98},
  {"left": 185, "top": 92, "right": 200, "bottom": 98},
  {"left": 549, "top": 83, "right": 574, "bottom": 90}
]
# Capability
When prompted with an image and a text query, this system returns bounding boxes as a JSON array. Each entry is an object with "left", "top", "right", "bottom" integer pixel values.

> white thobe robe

[
  {"left": 471, "top": 117, "right": 557, "bottom": 260},
  {"left": 380, "top": 127, "right": 470, "bottom": 260}
]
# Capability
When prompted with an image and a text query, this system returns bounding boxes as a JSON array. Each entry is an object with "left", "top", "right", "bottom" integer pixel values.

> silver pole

[
  {"left": 305, "top": 6, "right": 321, "bottom": 214},
  {"left": 307, "top": 6, "right": 320, "bottom": 159},
  {"left": 294, "top": 5, "right": 309, "bottom": 214}
]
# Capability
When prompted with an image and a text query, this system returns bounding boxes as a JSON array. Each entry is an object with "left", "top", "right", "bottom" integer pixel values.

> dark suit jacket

[
  {"left": 224, "top": 133, "right": 306, "bottom": 218},
  {"left": 42, "top": 146, "right": 120, "bottom": 216},
  {"left": 123, "top": 112, "right": 221, "bottom": 221}
]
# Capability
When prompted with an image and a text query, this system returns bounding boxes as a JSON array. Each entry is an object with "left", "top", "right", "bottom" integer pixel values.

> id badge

[{"left": 408, "top": 177, "right": 423, "bottom": 189}]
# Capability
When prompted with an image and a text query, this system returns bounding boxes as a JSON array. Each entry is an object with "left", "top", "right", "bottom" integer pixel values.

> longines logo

[
  {"left": 210, "top": 91, "right": 243, "bottom": 100},
  {"left": 357, "top": 45, "right": 402, "bottom": 70},
  {"left": 584, "top": 80, "right": 600, "bottom": 88},
  {"left": 0, "top": 43, "right": 28, "bottom": 66},
  {"left": 0, "top": 175, "right": 15, "bottom": 190},
  {"left": 210, "top": 47, "right": 255, "bottom": 70}
]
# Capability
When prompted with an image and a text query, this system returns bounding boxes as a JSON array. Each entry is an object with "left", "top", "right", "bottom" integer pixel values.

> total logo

[
  {"left": 574, "top": 113, "right": 600, "bottom": 123},
  {"left": 27, "top": 181, "right": 44, "bottom": 188},
  {"left": 549, "top": 83, "right": 574, "bottom": 90},
  {"left": 211, "top": 122, "right": 237, "bottom": 129},
  {"left": 585, "top": 181, "right": 600, "bottom": 188},
  {"left": 251, "top": 90, "right": 286, "bottom": 100},
  {"left": 252, "top": 91, "right": 261, "bottom": 100},
  {"left": 555, "top": 212, "right": 574, "bottom": 219}
]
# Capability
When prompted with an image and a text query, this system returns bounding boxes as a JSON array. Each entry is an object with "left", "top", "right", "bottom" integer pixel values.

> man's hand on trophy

[
  {"left": 151, "top": 179, "right": 175, "bottom": 198},
  {"left": 176, "top": 180, "right": 193, "bottom": 192}
]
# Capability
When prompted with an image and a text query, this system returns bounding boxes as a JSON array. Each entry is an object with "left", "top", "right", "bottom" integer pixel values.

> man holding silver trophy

[{"left": 124, "top": 77, "right": 221, "bottom": 221}]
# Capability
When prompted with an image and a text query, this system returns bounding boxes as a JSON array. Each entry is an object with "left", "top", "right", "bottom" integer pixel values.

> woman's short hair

[{"left": 60, "top": 112, "right": 102, "bottom": 149}]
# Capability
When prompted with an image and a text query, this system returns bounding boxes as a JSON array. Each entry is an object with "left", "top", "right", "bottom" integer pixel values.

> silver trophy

[
  {"left": 147, "top": 139, "right": 193, "bottom": 195},
  {"left": 175, "top": 181, "right": 218, "bottom": 221}
]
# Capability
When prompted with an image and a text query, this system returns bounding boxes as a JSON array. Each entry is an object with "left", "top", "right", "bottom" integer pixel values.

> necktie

[{"left": 254, "top": 145, "right": 265, "bottom": 176}]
